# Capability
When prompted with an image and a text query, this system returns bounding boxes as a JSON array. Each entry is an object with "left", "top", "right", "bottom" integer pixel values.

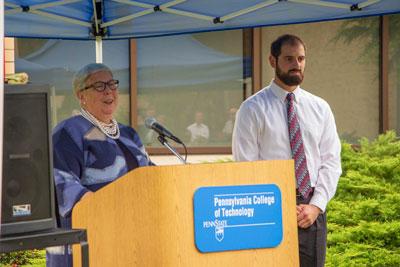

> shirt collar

[{"left": 269, "top": 80, "right": 302, "bottom": 103}]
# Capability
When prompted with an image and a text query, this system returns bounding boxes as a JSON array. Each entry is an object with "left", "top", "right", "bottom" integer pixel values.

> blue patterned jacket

[{"left": 47, "top": 115, "right": 152, "bottom": 267}]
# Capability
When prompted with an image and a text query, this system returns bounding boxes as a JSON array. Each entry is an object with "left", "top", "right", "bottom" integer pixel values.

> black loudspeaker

[{"left": 1, "top": 84, "right": 56, "bottom": 236}]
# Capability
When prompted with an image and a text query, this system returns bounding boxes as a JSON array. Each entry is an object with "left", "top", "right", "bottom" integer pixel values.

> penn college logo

[{"left": 215, "top": 225, "right": 224, "bottom": 242}]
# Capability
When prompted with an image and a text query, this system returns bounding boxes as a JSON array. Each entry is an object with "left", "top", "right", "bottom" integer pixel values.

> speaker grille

[{"left": 2, "top": 90, "right": 52, "bottom": 225}]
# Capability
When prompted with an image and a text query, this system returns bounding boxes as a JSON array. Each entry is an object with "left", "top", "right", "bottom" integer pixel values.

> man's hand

[{"left": 296, "top": 204, "right": 321, "bottom": 228}]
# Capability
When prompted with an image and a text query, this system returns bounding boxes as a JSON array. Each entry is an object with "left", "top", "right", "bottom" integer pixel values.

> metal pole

[
  {"left": 157, "top": 135, "right": 187, "bottom": 164},
  {"left": 95, "top": 36, "right": 103, "bottom": 63},
  {"left": 0, "top": 0, "right": 5, "bottom": 226}
]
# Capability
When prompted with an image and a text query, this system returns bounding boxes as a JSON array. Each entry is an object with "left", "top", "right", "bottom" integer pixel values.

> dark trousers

[{"left": 297, "top": 194, "right": 327, "bottom": 267}]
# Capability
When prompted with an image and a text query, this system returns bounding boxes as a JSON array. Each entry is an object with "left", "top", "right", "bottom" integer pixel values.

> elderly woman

[{"left": 47, "top": 63, "right": 153, "bottom": 267}]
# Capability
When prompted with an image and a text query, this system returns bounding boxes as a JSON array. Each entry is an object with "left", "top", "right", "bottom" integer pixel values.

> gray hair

[{"left": 72, "top": 63, "right": 112, "bottom": 96}]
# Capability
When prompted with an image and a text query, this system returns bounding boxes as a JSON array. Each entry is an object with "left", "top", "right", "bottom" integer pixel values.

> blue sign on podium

[{"left": 193, "top": 184, "right": 282, "bottom": 253}]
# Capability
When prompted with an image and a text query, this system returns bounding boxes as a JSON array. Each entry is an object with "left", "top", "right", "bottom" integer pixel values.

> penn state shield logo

[{"left": 215, "top": 225, "right": 224, "bottom": 242}]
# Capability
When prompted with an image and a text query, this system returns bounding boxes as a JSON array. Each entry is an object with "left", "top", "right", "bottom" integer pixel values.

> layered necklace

[{"left": 80, "top": 108, "right": 120, "bottom": 139}]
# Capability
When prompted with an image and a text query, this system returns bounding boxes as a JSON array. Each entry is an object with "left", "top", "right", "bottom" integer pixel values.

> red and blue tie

[{"left": 286, "top": 93, "right": 312, "bottom": 198}]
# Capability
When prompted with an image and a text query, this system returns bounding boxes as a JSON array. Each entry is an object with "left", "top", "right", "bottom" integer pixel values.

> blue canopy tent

[
  {"left": 3, "top": 0, "right": 400, "bottom": 83},
  {"left": 4, "top": 0, "right": 400, "bottom": 90},
  {"left": 1, "top": 0, "right": 400, "bottom": 226},
  {"left": 4, "top": 0, "right": 400, "bottom": 40}
]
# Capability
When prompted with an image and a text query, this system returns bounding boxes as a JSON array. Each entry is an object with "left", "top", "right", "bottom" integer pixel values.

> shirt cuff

[{"left": 309, "top": 191, "right": 328, "bottom": 213}]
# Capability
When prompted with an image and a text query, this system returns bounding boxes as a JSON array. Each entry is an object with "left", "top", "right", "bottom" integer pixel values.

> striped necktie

[{"left": 286, "top": 93, "right": 312, "bottom": 199}]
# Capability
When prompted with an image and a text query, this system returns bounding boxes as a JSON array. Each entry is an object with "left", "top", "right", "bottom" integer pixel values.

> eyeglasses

[{"left": 81, "top": 79, "right": 119, "bottom": 92}]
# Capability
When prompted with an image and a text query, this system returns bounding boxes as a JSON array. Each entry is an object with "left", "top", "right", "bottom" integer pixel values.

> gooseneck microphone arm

[
  {"left": 145, "top": 117, "right": 187, "bottom": 164},
  {"left": 157, "top": 135, "right": 187, "bottom": 164}
]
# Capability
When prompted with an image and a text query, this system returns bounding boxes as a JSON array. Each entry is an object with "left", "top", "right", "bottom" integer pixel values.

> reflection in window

[
  {"left": 15, "top": 39, "right": 130, "bottom": 127},
  {"left": 389, "top": 14, "right": 400, "bottom": 135},
  {"left": 136, "top": 30, "right": 251, "bottom": 148}
]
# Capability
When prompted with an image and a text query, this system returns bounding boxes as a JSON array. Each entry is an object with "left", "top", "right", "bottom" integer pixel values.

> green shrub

[
  {"left": 326, "top": 131, "right": 400, "bottom": 266},
  {"left": 0, "top": 250, "right": 45, "bottom": 266}
]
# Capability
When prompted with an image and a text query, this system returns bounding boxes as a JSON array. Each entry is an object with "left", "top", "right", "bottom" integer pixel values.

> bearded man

[{"left": 232, "top": 34, "right": 342, "bottom": 267}]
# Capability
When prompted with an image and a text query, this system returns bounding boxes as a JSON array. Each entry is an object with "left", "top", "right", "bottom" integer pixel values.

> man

[
  {"left": 187, "top": 111, "right": 210, "bottom": 145},
  {"left": 232, "top": 34, "right": 341, "bottom": 267},
  {"left": 222, "top": 107, "right": 238, "bottom": 140}
]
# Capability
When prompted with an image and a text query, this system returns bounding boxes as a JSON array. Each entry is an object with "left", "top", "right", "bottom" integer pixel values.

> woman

[{"left": 47, "top": 63, "right": 153, "bottom": 267}]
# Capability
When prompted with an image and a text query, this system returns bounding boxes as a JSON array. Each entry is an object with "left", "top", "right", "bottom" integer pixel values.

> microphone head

[{"left": 145, "top": 117, "right": 157, "bottom": 129}]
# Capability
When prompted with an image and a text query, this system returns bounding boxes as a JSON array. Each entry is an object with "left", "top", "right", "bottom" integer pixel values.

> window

[
  {"left": 261, "top": 18, "right": 380, "bottom": 143},
  {"left": 15, "top": 39, "right": 130, "bottom": 127},
  {"left": 15, "top": 18, "right": 393, "bottom": 154},
  {"left": 388, "top": 14, "right": 400, "bottom": 135},
  {"left": 15, "top": 31, "right": 252, "bottom": 154},
  {"left": 134, "top": 30, "right": 252, "bottom": 152}
]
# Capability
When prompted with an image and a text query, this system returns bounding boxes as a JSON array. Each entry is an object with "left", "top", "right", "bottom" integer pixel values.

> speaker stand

[{"left": 0, "top": 228, "right": 89, "bottom": 267}]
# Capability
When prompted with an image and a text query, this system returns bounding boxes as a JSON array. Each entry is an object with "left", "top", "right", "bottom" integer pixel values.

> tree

[{"left": 333, "top": 15, "right": 400, "bottom": 135}]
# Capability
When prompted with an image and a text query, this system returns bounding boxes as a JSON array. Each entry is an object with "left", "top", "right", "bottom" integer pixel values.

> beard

[{"left": 276, "top": 64, "right": 304, "bottom": 86}]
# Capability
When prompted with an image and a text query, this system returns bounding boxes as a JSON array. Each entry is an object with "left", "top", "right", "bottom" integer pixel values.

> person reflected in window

[
  {"left": 232, "top": 34, "right": 341, "bottom": 267},
  {"left": 140, "top": 105, "right": 158, "bottom": 145},
  {"left": 187, "top": 111, "right": 210, "bottom": 145},
  {"left": 136, "top": 98, "right": 151, "bottom": 140},
  {"left": 221, "top": 107, "right": 238, "bottom": 141},
  {"left": 47, "top": 63, "right": 153, "bottom": 267},
  {"left": 144, "top": 114, "right": 167, "bottom": 146}
]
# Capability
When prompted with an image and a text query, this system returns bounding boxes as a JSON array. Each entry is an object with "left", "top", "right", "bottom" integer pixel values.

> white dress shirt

[
  {"left": 187, "top": 123, "right": 210, "bottom": 143},
  {"left": 222, "top": 120, "right": 234, "bottom": 135},
  {"left": 232, "top": 81, "right": 342, "bottom": 212}
]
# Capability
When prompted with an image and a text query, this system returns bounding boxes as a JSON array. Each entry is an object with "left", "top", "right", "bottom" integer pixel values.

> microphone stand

[{"left": 157, "top": 135, "right": 187, "bottom": 164}]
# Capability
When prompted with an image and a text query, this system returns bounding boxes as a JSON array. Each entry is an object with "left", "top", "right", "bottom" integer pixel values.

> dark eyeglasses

[{"left": 81, "top": 79, "right": 119, "bottom": 92}]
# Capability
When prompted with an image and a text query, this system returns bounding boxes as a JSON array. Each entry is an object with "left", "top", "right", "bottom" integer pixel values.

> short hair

[
  {"left": 72, "top": 63, "right": 112, "bottom": 95},
  {"left": 270, "top": 34, "right": 306, "bottom": 59}
]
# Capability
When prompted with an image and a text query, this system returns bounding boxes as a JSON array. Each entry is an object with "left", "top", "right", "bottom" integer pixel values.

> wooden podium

[{"left": 72, "top": 160, "right": 299, "bottom": 266}]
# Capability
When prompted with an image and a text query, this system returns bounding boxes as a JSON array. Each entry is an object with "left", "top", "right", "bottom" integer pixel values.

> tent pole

[
  {"left": 0, "top": 0, "right": 4, "bottom": 225},
  {"left": 96, "top": 36, "right": 103, "bottom": 63}
]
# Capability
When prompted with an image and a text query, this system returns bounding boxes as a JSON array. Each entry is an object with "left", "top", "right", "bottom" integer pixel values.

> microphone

[{"left": 145, "top": 117, "right": 182, "bottom": 144}]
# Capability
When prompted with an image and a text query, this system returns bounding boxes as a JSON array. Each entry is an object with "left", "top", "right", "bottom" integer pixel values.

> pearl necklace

[{"left": 80, "top": 108, "right": 120, "bottom": 139}]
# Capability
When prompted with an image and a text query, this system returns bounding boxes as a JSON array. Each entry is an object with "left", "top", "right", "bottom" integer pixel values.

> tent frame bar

[
  {"left": 288, "top": 0, "right": 350, "bottom": 9},
  {"left": 288, "top": 0, "right": 380, "bottom": 10},
  {"left": 103, "top": 0, "right": 382, "bottom": 29},
  {"left": 5, "top": 0, "right": 81, "bottom": 15},
  {"left": 161, "top": 7, "right": 213, "bottom": 22},
  {"left": 220, "top": 0, "right": 278, "bottom": 22},
  {"left": 112, "top": 0, "right": 213, "bottom": 21},
  {"left": 112, "top": 0, "right": 155, "bottom": 9},
  {"left": 5, "top": 0, "right": 91, "bottom": 27},
  {"left": 359, "top": 0, "right": 381, "bottom": 9},
  {"left": 101, "top": 8, "right": 153, "bottom": 27},
  {"left": 31, "top": 9, "right": 92, "bottom": 27},
  {"left": 92, "top": 0, "right": 100, "bottom": 35},
  {"left": 102, "top": 0, "right": 190, "bottom": 27},
  {"left": 3, "top": 0, "right": 384, "bottom": 37}
]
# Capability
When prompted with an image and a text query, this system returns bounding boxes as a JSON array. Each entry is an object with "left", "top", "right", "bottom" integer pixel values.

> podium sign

[{"left": 193, "top": 184, "right": 282, "bottom": 253}]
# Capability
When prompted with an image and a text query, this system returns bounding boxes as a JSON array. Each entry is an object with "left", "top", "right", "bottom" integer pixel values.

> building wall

[{"left": 4, "top": 37, "right": 14, "bottom": 75}]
